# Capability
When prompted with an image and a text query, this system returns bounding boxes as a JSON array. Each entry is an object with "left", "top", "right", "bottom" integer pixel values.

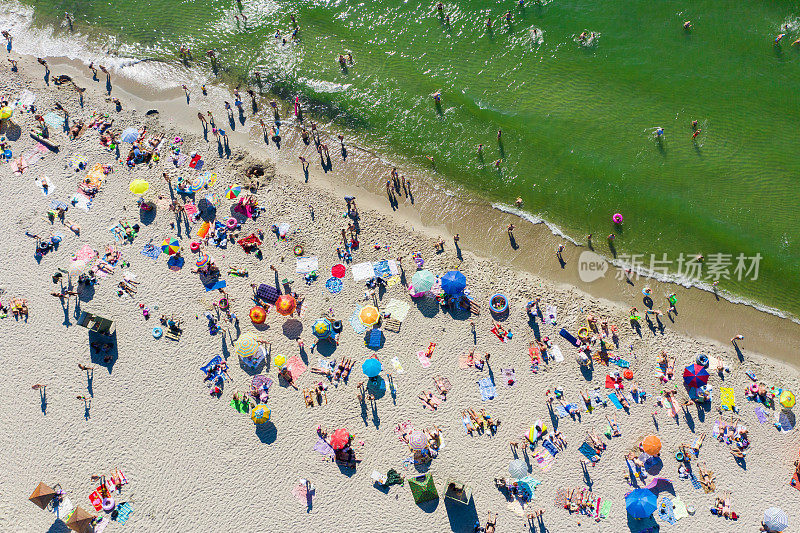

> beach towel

[
  {"left": 542, "top": 439, "right": 559, "bottom": 456},
  {"left": 546, "top": 304, "right": 557, "bottom": 325},
  {"left": 43, "top": 111, "right": 64, "bottom": 130},
  {"left": 93, "top": 516, "right": 110, "bottom": 533},
  {"left": 395, "top": 421, "right": 414, "bottom": 441},
  {"left": 578, "top": 442, "right": 599, "bottom": 462},
  {"left": 590, "top": 389, "right": 606, "bottom": 408},
  {"left": 285, "top": 356, "right": 307, "bottom": 381},
  {"left": 373, "top": 260, "right": 391, "bottom": 278},
  {"left": 204, "top": 279, "right": 227, "bottom": 292},
  {"left": 384, "top": 299, "right": 411, "bottom": 322},
  {"left": 607, "top": 393, "right": 624, "bottom": 409},
  {"left": 417, "top": 351, "right": 432, "bottom": 368},
  {"left": 688, "top": 473, "right": 702, "bottom": 490},
  {"left": 615, "top": 358, "right": 630, "bottom": 368},
  {"left": 141, "top": 243, "right": 161, "bottom": 259},
  {"left": 351, "top": 262, "right": 374, "bottom": 281},
  {"left": 533, "top": 452, "right": 555, "bottom": 471},
  {"left": 500, "top": 368, "right": 516, "bottom": 387},
  {"left": 88, "top": 491, "right": 103, "bottom": 511},
  {"left": 326, "top": 277, "right": 343, "bottom": 294},
  {"left": 754, "top": 405, "right": 768, "bottom": 423},
  {"left": 296, "top": 256, "right": 318, "bottom": 274},
  {"left": 599, "top": 499, "right": 611, "bottom": 519},
  {"left": 551, "top": 344, "right": 564, "bottom": 362},
  {"left": 553, "top": 403, "right": 569, "bottom": 418},
  {"left": 672, "top": 497, "right": 688, "bottom": 520},
  {"left": 391, "top": 356, "right": 405, "bottom": 374},
  {"left": 559, "top": 328, "right": 580, "bottom": 347},
  {"left": 656, "top": 497, "right": 676, "bottom": 524},
  {"left": 517, "top": 476, "right": 541, "bottom": 499},
  {"left": 49, "top": 496, "right": 73, "bottom": 519},
  {"left": 720, "top": 388, "right": 735, "bottom": 410},
  {"left": 387, "top": 275, "right": 401, "bottom": 287},
  {"left": 114, "top": 502, "right": 133, "bottom": 525},
  {"left": 314, "top": 437, "right": 335, "bottom": 457},
  {"left": 477, "top": 377, "right": 496, "bottom": 400},
  {"left": 35, "top": 175, "right": 55, "bottom": 196},
  {"left": 230, "top": 398, "right": 250, "bottom": 413}
]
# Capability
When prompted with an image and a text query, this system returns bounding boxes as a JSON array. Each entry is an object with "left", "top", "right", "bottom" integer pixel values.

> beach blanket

[
  {"left": 477, "top": 377, "right": 496, "bottom": 400},
  {"left": 296, "top": 256, "right": 319, "bottom": 274},
  {"left": 607, "top": 393, "right": 624, "bottom": 409},
  {"left": 600, "top": 499, "right": 612, "bottom": 519},
  {"left": 349, "top": 307, "right": 368, "bottom": 334},
  {"left": 672, "top": 497, "right": 688, "bottom": 520},
  {"left": 326, "top": 277, "right": 343, "bottom": 294},
  {"left": 70, "top": 191, "right": 93, "bottom": 211},
  {"left": 754, "top": 405, "right": 768, "bottom": 423},
  {"left": 590, "top": 389, "right": 606, "bottom": 408},
  {"left": 688, "top": 473, "right": 702, "bottom": 490},
  {"left": 351, "top": 262, "right": 375, "bottom": 281},
  {"left": 533, "top": 452, "right": 555, "bottom": 471},
  {"left": 417, "top": 351, "right": 432, "bottom": 368},
  {"left": 314, "top": 437, "right": 335, "bottom": 457},
  {"left": 656, "top": 497, "right": 676, "bottom": 524},
  {"left": 778, "top": 411, "right": 795, "bottom": 431},
  {"left": 517, "top": 476, "right": 541, "bottom": 500},
  {"left": 391, "top": 356, "right": 405, "bottom": 374},
  {"left": 541, "top": 439, "right": 559, "bottom": 456},
  {"left": 141, "top": 243, "right": 161, "bottom": 259},
  {"left": 387, "top": 275, "right": 401, "bottom": 287},
  {"left": 204, "top": 279, "right": 227, "bottom": 292},
  {"left": 500, "top": 368, "right": 516, "bottom": 387},
  {"left": 114, "top": 502, "right": 133, "bottom": 525},
  {"left": 551, "top": 344, "right": 564, "bottom": 362},
  {"left": 720, "top": 388, "right": 735, "bottom": 410},
  {"left": 553, "top": 403, "right": 569, "bottom": 418},
  {"left": 285, "top": 356, "right": 307, "bottom": 381},
  {"left": 546, "top": 304, "right": 557, "bottom": 324},
  {"left": 578, "top": 442, "right": 599, "bottom": 462},
  {"left": 383, "top": 298, "right": 411, "bottom": 322},
  {"left": 93, "top": 517, "right": 110, "bottom": 533},
  {"left": 373, "top": 260, "right": 391, "bottom": 278},
  {"left": 230, "top": 398, "right": 250, "bottom": 413},
  {"left": 43, "top": 111, "right": 65, "bottom": 130}
]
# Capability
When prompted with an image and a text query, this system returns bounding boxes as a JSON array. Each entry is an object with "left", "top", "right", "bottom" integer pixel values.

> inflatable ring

[
  {"left": 696, "top": 354, "right": 709, "bottom": 368},
  {"left": 332, "top": 320, "right": 343, "bottom": 333},
  {"left": 294, "top": 245, "right": 304, "bottom": 256},
  {"left": 152, "top": 326, "right": 163, "bottom": 339},
  {"left": 623, "top": 369, "right": 634, "bottom": 380},
  {"left": 577, "top": 327, "right": 590, "bottom": 339},
  {"left": 675, "top": 452, "right": 684, "bottom": 462},
  {"left": 218, "top": 298, "right": 229, "bottom": 310},
  {"left": 225, "top": 217, "right": 238, "bottom": 230},
  {"left": 190, "top": 241, "right": 201, "bottom": 252},
  {"left": 101, "top": 497, "right": 115, "bottom": 511},
  {"left": 749, "top": 383, "right": 759, "bottom": 394},
  {"left": 489, "top": 294, "right": 509, "bottom": 314}
]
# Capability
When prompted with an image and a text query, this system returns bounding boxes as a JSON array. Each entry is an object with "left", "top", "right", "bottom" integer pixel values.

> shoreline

[{"left": 25, "top": 38, "right": 800, "bottom": 369}]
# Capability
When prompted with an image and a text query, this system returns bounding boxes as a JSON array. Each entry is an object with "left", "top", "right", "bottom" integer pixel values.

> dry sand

[{"left": 0, "top": 52, "right": 799, "bottom": 533}]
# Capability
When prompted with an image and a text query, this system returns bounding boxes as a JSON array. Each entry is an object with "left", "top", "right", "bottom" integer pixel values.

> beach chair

[
  {"left": 76, "top": 311, "right": 115, "bottom": 335},
  {"left": 364, "top": 328, "right": 384, "bottom": 349},
  {"left": 383, "top": 317, "right": 401, "bottom": 332},
  {"left": 444, "top": 479, "right": 472, "bottom": 505}
]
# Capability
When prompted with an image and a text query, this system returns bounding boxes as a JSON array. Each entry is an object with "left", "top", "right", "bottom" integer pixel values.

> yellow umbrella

[
  {"left": 359, "top": 305, "right": 380, "bottom": 326},
  {"left": 780, "top": 390, "right": 796, "bottom": 409},
  {"left": 251, "top": 404, "right": 271, "bottom": 424},
  {"left": 0, "top": 106, "right": 13, "bottom": 120},
  {"left": 129, "top": 179, "right": 150, "bottom": 195},
  {"left": 235, "top": 332, "right": 260, "bottom": 360},
  {"left": 274, "top": 354, "right": 286, "bottom": 367}
]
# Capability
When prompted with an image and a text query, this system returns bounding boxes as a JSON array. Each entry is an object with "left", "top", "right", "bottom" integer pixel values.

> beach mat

[{"left": 477, "top": 377, "right": 495, "bottom": 400}]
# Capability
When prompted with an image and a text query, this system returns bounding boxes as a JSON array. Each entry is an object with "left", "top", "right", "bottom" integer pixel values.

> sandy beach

[{"left": 1, "top": 42, "right": 800, "bottom": 533}]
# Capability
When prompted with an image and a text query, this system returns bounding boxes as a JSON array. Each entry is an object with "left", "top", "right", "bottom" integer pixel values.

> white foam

[{"left": 492, "top": 202, "right": 580, "bottom": 245}]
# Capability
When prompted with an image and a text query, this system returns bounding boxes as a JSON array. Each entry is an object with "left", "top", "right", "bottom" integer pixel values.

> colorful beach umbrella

[
  {"left": 275, "top": 294, "right": 296, "bottom": 316},
  {"left": 235, "top": 332, "right": 260, "bottom": 360},
  {"left": 625, "top": 488, "right": 657, "bottom": 519},
  {"left": 129, "top": 179, "right": 150, "bottom": 195},
  {"left": 780, "top": 390, "right": 796, "bottom": 409},
  {"left": 362, "top": 358, "right": 382, "bottom": 378},
  {"left": 0, "top": 106, "right": 13, "bottom": 120},
  {"left": 508, "top": 459, "right": 528, "bottom": 479},
  {"left": 763, "top": 507, "right": 789, "bottom": 532},
  {"left": 330, "top": 428, "right": 350, "bottom": 450},
  {"left": 120, "top": 127, "right": 139, "bottom": 143},
  {"left": 250, "top": 404, "right": 271, "bottom": 424},
  {"left": 641, "top": 435, "right": 662, "bottom": 456},
  {"left": 408, "top": 430, "right": 428, "bottom": 451},
  {"left": 312, "top": 318, "right": 332, "bottom": 339},
  {"left": 225, "top": 184, "right": 242, "bottom": 199},
  {"left": 161, "top": 237, "right": 180, "bottom": 255},
  {"left": 359, "top": 305, "right": 380, "bottom": 326},
  {"left": 683, "top": 364, "right": 710, "bottom": 389},
  {"left": 196, "top": 252, "right": 210, "bottom": 268},
  {"left": 201, "top": 171, "right": 218, "bottom": 187},
  {"left": 188, "top": 175, "right": 205, "bottom": 192},
  {"left": 411, "top": 270, "right": 436, "bottom": 292},
  {"left": 249, "top": 306, "right": 267, "bottom": 324},
  {"left": 440, "top": 270, "right": 467, "bottom": 295}
]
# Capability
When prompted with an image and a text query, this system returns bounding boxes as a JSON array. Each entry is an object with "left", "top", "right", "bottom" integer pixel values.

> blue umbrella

[
  {"left": 625, "top": 489, "right": 657, "bottom": 519},
  {"left": 121, "top": 127, "right": 139, "bottom": 143},
  {"left": 362, "top": 358, "right": 382, "bottom": 378},
  {"left": 441, "top": 270, "right": 467, "bottom": 295}
]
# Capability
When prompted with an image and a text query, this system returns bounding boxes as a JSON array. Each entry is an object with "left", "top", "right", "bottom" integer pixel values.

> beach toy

[
  {"left": 275, "top": 294, "right": 296, "bottom": 316},
  {"left": 489, "top": 294, "right": 509, "bottom": 314},
  {"left": 612, "top": 213, "right": 623, "bottom": 224},
  {"left": 696, "top": 354, "right": 709, "bottom": 368},
  {"left": 359, "top": 306, "right": 380, "bottom": 326},
  {"left": 196, "top": 221, "right": 211, "bottom": 239},
  {"left": 251, "top": 404, "right": 271, "bottom": 424},
  {"left": 189, "top": 241, "right": 200, "bottom": 252},
  {"left": 624, "top": 369, "right": 634, "bottom": 380},
  {"left": 749, "top": 383, "right": 759, "bottom": 394},
  {"left": 780, "top": 390, "right": 796, "bottom": 409},
  {"left": 249, "top": 306, "right": 267, "bottom": 324},
  {"left": 162, "top": 237, "right": 180, "bottom": 255},
  {"left": 225, "top": 217, "right": 238, "bottom": 230},
  {"left": 577, "top": 327, "right": 590, "bottom": 339},
  {"left": 129, "top": 179, "right": 149, "bottom": 195},
  {"left": 331, "top": 264, "right": 346, "bottom": 278},
  {"left": 294, "top": 245, "right": 304, "bottom": 256},
  {"left": 0, "top": 106, "right": 13, "bottom": 120},
  {"left": 152, "top": 326, "right": 163, "bottom": 339},
  {"left": 332, "top": 320, "right": 343, "bottom": 333},
  {"left": 101, "top": 497, "right": 115, "bottom": 512},
  {"left": 274, "top": 354, "right": 286, "bottom": 367},
  {"left": 675, "top": 451, "right": 684, "bottom": 462}
]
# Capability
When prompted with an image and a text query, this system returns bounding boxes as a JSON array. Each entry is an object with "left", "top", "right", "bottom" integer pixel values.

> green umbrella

[{"left": 411, "top": 270, "right": 436, "bottom": 292}]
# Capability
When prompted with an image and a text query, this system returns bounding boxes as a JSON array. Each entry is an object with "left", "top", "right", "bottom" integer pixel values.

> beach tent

[
  {"left": 408, "top": 473, "right": 438, "bottom": 504},
  {"left": 254, "top": 283, "right": 279, "bottom": 304},
  {"left": 625, "top": 489, "right": 657, "bottom": 519},
  {"left": 444, "top": 478, "right": 472, "bottom": 505},
  {"left": 66, "top": 506, "right": 96, "bottom": 533},
  {"left": 440, "top": 270, "right": 467, "bottom": 295},
  {"left": 29, "top": 482, "right": 56, "bottom": 510},
  {"left": 762, "top": 507, "right": 789, "bottom": 532}
]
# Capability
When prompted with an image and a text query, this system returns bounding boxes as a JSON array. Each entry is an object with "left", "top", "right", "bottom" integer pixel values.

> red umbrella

[
  {"left": 330, "top": 428, "right": 350, "bottom": 450},
  {"left": 331, "top": 264, "right": 346, "bottom": 279},
  {"left": 683, "top": 364, "right": 710, "bottom": 388}
]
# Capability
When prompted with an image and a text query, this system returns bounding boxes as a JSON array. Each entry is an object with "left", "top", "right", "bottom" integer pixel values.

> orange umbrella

[
  {"left": 249, "top": 306, "right": 267, "bottom": 324},
  {"left": 275, "top": 294, "right": 296, "bottom": 316},
  {"left": 641, "top": 435, "right": 662, "bottom": 456},
  {"left": 359, "top": 305, "right": 380, "bottom": 326}
]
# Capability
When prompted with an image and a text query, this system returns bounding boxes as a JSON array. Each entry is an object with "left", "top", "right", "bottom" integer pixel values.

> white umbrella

[
  {"left": 763, "top": 507, "right": 788, "bottom": 532},
  {"left": 508, "top": 459, "right": 528, "bottom": 479},
  {"left": 121, "top": 127, "right": 139, "bottom": 143}
]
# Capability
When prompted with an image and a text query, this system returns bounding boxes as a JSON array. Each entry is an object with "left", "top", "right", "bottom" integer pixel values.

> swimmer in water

[
  {"left": 776, "top": 33, "right": 785, "bottom": 44},
  {"left": 494, "top": 159, "right": 502, "bottom": 168},
  {"left": 793, "top": 37, "right": 800, "bottom": 46},
  {"left": 477, "top": 143, "right": 483, "bottom": 153},
  {"left": 579, "top": 31, "right": 588, "bottom": 42},
  {"left": 486, "top": 17, "right": 493, "bottom": 29},
  {"left": 692, "top": 128, "right": 701, "bottom": 139},
  {"left": 683, "top": 20, "right": 692, "bottom": 31},
  {"left": 505, "top": 11, "right": 513, "bottom": 23},
  {"left": 691, "top": 120, "right": 698, "bottom": 130},
  {"left": 656, "top": 127, "right": 664, "bottom": 137},
  {"left": 515, "top": 197, "right": 523, "bottom": 207},
  {"left": 433, "top": 91, "right": 441, "bottom": 102}
]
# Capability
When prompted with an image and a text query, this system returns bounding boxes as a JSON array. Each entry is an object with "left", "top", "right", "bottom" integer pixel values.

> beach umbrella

[
  {"left": 331, "top": 263, "right": 346, "bottom": 278},
  {"left": 120, "top": 127, "right": 139, "bottom": 143},
  {"left": 235, "top": 332, "right": 260, "bottom": 360},
  {"left": 780, "top": 390, "right": 796, "bottom": 409},
  {"left": 249, "top": 306, "right": 267, "bottom": 324},
  {"left": 411, "top": 270, "right": 436, "bottom": 292},
  {"left": 312, "top": 318, "right": 332, "bottom": 339},
  {"left": 508, "top": 458, "right": 528, "bottom": 479},
  {"left": 359, "top": 305, "right": 380, "bottom": 326},
  {"left": 330, "top": 428, "right": 350, "bottom": 450},
  {"left": 29, "top": 482, "right": 56, "bottom": 510},
  {"left": 440, "top": 270, "right": 467, "bottom": 295},
  {"left": 66, "top": 506, "right": 96, "bottom": 533},
  {"left": 129, "top": 179, "right": 150, "bottom": 195},
  {"left": 362, "top": 358, "right": 382, "bottom": 378},
  {"left": 188, "top": 175, "right": 205, "bottom": 192},
  {"left": 641, "top": 435, "right": 662, "bottom": 456},
  {"left": 250, "top": 404, "right": 270, "bottom": 424},
  {"left": 201, "top": 171, "right": 218, "bottom": 187},
  {"left": 683, "top": 364, "right": 710, "bottom": 389},
  {"left": 274, "top": 354, "right": 286, "bottom": 367},
  {"left": 408, "top": 430, "right": 428, "bottom": 451},
  {"left": 196, "top": 252, "right": 210, "bottom": 268},
  {"left": 0, "top": 106, "right": 13, "bottom": 120},
  {"left": 161, "top": 237, "right": 180, "bottom": 255},
  {"left": 275, "top": 294, "right": 296, "bottom": 316},
  {"left": 68, "top": 259, "right": 86, "bottom": 278},
  {"left": 763, "top": 507, "right": 789, "bottom": 532},
  {"left": 625, "top": 488, "right": 657, "bottom": 519},
  {"left": 225, "top": 184, "right": 242, "bottom": 199}
]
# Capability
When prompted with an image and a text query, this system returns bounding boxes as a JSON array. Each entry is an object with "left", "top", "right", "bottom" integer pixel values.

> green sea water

[{"left": 14, "top": 0, "right": 800, "bottom": 318}]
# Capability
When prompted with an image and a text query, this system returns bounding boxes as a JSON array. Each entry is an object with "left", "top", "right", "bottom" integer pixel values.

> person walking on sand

[
  {"left": 556, "top": 243, "right": 565, "bottom": 261},
  {"left": 731, "top": 334, "right": 743, "bottom": 345},
  {"left": 507, "top": 223, "right": 515, "bottom": 234}
]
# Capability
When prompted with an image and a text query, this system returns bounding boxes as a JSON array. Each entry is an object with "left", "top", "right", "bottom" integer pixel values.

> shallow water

[{"left": 9, "top": 0, "right": 800, "bottom": 317}]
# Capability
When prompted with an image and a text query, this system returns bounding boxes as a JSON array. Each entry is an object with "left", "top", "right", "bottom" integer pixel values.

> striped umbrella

[
  {"left": 408, "top": 430, "right": 428, "bottom": 451},
  {"left": 196, "top": 252, "right": 210, "bottom": 268},
  {"left": 235, "top": 332, "right": 260, "bottom": 360},
  {"left": 161, "top": 237, "right": 180, "bottom": 255},
  {"left": 763, "top": 507, "right": 788, "bottom": 532},
  {"left": 188, "top": 175, "right": 205, "bottom": 192},
  {"left": 201, "top": 171, "right": 218, "bottom": 187},
  {"left": 250, "top": 404, "right": 270, "bottom": 424},
  {"left": 225, "top": 184, "right": 242, "bottom": 199},
  {"left": 411, "top": 270, "right": 436, "bottom": 292}
]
